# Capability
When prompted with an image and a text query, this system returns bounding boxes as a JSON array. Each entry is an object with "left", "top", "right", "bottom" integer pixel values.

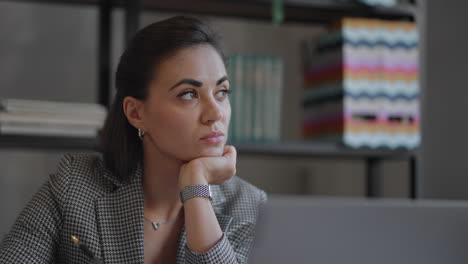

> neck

[{"left": 142, "top": 141, "right": 184, "bottom": 221}]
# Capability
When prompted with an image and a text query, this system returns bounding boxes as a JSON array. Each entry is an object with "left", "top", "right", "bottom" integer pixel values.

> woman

[{"left": 0, "top": 16, "right": 267, "bottom": 263}]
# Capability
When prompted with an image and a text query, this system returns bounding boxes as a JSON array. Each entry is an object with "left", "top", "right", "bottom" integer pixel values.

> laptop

[{"left": 248, "top": 196, "right": 468, "bottom": 264}]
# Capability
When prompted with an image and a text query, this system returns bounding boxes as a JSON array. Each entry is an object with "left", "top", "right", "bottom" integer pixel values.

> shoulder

[
  {"left": 48, "top": 153, "right": 114, "bottom": 203},
  {"left": 51, "top": 152, "right": 103, "bottom": 177},
  {"left": 212, "top": 176, "right": 267, "bottom": 223}
]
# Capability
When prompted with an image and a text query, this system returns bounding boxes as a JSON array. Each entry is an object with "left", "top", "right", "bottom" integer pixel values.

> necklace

[{"left": 144, "top": 210, "right": 183, "bottom": 231}]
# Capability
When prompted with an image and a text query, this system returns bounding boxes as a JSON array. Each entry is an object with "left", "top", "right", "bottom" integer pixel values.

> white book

[
  {"left": 0, "top": 98, "right": 107, "bottom": 116},
  {"left": 0, "top": 112, "right": 105, "bottom": 128},
  {"left": 0, "top": 122, "right": 98, "bottom": 137}
]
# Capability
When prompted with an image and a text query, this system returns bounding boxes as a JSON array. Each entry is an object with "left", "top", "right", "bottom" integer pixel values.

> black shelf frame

[
  {"left": 4, "top": 0, "right": 415, "bottom": 23},
  {"left": 235, "top": 142, "right": 417, "bottom": 199},
  {"left": 1, "top": 0, "right": 418, "bottom": 198}
]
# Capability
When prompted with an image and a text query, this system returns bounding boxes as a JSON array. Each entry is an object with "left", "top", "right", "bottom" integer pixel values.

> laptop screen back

[{"left": 249, "top": 196, "right": 468, "bottom": 264}]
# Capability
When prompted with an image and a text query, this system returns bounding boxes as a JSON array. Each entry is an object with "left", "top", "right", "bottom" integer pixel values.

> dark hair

[{"left": 99, "top": 16, "right": 228, "bottom": 182}]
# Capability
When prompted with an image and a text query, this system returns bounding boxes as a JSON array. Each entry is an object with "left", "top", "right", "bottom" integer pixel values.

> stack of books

[
  {"left": 227, "top": 55, "right": 283, "bottom": 144},
  {"left": 0, "top": 98, "right": 107, "bottom": 138},
  {"left": 302, "top": 18, "right": 419, "bottom": 149}
]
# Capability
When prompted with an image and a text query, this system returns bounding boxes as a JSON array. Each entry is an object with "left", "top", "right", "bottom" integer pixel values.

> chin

[
  {"left": 199, "top": 145, "right": 225, "bottom": 157},
  {"left": 178, "top": 145, "right": 224, "bottom": 161}
]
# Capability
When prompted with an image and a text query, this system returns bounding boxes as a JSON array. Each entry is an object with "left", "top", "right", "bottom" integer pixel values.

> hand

[{"left": 178, "top": 145, "right": 237, "bottom": 190}]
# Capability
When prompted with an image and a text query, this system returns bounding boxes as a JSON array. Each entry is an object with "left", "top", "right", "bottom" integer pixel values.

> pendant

[{"left": 151, "top": 222, "right": 159, "bottom": 231}]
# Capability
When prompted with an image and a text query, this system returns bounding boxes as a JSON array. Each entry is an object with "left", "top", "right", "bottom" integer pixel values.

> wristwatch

[{"left": 180, "top": 184, "right": 213, "bottom": 204}]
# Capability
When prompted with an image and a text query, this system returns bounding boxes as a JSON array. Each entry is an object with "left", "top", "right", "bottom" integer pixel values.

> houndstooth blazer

[{"left": 0, "top": 153, "right": 267, "bottom": 263}]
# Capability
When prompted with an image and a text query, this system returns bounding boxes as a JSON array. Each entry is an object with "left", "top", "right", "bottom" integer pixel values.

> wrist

[
  {"left": 180, "top": 184, "right": 213, "bottom": 204},
  {"left": 178, "top": 165, "right": 209, "bottom": 191}
]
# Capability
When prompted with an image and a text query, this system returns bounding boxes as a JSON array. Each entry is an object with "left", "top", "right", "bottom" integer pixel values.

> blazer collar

[{"left": 96, "top": 161, "right": 233, "bottom": 264}]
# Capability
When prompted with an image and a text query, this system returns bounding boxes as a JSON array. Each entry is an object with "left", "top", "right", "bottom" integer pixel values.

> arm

[
  {"left": 183, "top": 192, "right": 223, "bottom": 254},
  {"left": 184, "top": 196, "right": 236, "bottom": 263},
  {"left": 0, "top": 155, "right": 71, "bottom": 263},
  {"left": 178, "top": 146, "right": 240, "bottom": 263},
  {"left": 180, "top": 180, "right": 268, "bottom": 264}
]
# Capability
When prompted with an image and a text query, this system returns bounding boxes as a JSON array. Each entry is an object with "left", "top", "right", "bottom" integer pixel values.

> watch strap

[{"left": 180, "top": 184, "right": 212, "bottom": 204}]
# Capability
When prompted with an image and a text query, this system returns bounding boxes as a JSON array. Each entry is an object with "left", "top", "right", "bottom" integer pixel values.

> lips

[
  {"left": 200, "top": 131, "right": 225, "bottom": 140},
  {"left": 200, "top": 132, "right": 224, "bottom": 144}
]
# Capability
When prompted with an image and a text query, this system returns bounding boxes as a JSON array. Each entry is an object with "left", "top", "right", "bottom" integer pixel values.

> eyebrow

[{"left": 169, "top": 75, "right": 228, "bottom": 91}]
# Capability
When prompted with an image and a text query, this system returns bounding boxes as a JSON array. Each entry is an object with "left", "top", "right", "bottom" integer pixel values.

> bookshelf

[{"left": 0, "top": 0, "right": 418, "bottom": 198}]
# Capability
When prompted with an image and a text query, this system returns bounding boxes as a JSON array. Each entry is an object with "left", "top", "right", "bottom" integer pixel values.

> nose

[{"left": 201, "top": 97, "right": 223, "bottom": 124}]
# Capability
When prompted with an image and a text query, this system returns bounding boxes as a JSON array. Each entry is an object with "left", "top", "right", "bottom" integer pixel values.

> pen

[{"left": 71, "top": 235, "right": 104, "bottom": 264}]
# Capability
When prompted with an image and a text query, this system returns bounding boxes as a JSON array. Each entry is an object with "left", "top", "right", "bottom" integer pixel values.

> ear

[{"left": 123, "top": 96, "right": 146, "bottom": 131}]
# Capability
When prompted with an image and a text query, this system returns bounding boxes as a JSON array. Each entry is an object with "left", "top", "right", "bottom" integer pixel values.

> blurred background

[{"left": 1, "top": 0, "right": 467, "bottom": 237}]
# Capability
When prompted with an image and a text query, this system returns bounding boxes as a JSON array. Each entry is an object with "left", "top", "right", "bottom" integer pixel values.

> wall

[{"left": 418, "top": 0, "right": 468, "bottom": 199}]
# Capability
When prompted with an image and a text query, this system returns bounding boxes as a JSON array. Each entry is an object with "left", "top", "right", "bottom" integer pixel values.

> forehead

[{"left": 152, "top": 44, "right": 227, "bottom": 86}]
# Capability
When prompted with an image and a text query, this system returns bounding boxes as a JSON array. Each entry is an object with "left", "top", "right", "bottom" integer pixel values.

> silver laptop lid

[{"left": 249, "top": 196, "right": 468, "bottom": 264}]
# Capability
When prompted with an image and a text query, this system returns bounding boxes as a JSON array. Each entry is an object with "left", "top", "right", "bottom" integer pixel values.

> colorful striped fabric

[{"left": 302, "top": 18, "right": 419, "bottom": 149}]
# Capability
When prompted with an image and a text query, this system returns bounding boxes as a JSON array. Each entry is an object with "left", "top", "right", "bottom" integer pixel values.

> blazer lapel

[{"left": 96, "top": 164, "right": 145, "bottom": 264}]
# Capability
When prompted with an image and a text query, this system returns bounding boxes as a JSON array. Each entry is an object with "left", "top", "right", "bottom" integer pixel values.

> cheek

[
  {"left": 152, "top": 108, "right": 193, "bottom": 137},
  {"left": 224, "top": 101, "right": 232, "bottom": 125}
]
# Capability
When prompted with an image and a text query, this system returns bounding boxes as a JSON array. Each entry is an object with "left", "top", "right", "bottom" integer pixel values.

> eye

[
  {"left": 177, "top": 90, "right": 197, "bottom": 101},
  {"left": 216, "top": 88, "right": 231, "bottom": 100}
]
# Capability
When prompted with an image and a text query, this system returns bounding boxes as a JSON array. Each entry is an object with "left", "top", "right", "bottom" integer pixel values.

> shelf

[
  {"left": 0, "top": 135, "right": 99, "bottom": 151},
  {"left": 235, "top": 142, "right": 416, "bottom": 159},
  {"left": 1, "top": 134, "right": 414, "bottom": 159},
  {"left": 4, "top": 0, "right": 415, "bottom": 23},
  {"left": 1, "top": 136, "right": 417, "bottom": 198}
]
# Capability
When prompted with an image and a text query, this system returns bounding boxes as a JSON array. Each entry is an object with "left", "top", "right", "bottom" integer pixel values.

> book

[
  {"left": 0, "top": 112, "right": 104, "bottom": 127},
  {"left": 0, "top": 98, "right": 107, "bottom": 138},
  {"left": 228, "top": 55, "right": 284, "bottom": 144},
  {"left": 0, "top": 98, "right": 106, "bottom": 117},
  {"left": 0, "top": 122, "right": 98, "bottom": 137}
]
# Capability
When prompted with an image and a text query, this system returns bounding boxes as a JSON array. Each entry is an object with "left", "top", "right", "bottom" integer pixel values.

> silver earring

[{"left": 138, "top": 128, "right": 145, "bottom": 140}]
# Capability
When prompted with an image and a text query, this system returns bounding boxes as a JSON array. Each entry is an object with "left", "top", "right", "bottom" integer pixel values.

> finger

[
  {"left": 223, "top": 146, "right": 237, "bottom": 171},
  {"left": 223, "top": 145, "right": 237, "bottom": 161},
  {"left": 223, "top": 145, "right": 231, "bottom": 155}
]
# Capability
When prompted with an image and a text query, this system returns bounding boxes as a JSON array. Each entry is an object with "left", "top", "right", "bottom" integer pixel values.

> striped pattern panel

[{"left": 302, "top": 17, "right": 419, "bottom": 149}]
